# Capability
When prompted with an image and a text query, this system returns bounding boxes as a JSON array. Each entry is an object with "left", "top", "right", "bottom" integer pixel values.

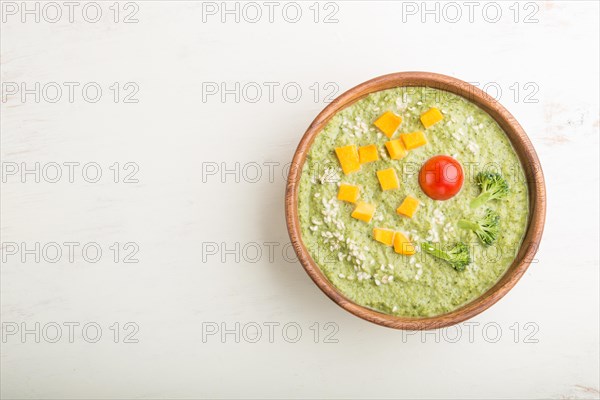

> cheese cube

[
  {"left": 400, "top": 131, "right": 427, "bottom": 150},
  {"left": 373, "top": 228, "right": 395, "bottom": 246},
  {"left": 351, "top": 201, "right": 375, "bottom": 223},
  {"left": 335, "top": 145, "right": 360, "bottom": 174},
  {"left": 359, "top": 144, "right": 379, "bottom": 164},
  {"left": 384, "top": 139, "right": 407, "bottom": 160},
  {"left": 393, "top": 232, "right": 416, "bottom": 255},
  {"left": 374, "top": 111, "right": 402, "bottom": 138},
  {"left": 396, "top": 195, "right": 420, "bottom": 218},
  {"left": 377, "top": 168, "right": 400, "bottom": 191},
  {"left": 337, "top": 184, "right": 359, "bottom": 203},
  {"left": 420, "top": 107, "right": 444, "bottom": 128}
]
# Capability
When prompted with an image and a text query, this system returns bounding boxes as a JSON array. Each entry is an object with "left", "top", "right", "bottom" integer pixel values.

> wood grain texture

[{"left": 285, "top": 72, "right": 547, "bottom": 330}]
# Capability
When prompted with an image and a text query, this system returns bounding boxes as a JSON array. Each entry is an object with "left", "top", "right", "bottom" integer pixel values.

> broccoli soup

[{"left": 297, "top": 87, "right": 529, "bottom": 317}]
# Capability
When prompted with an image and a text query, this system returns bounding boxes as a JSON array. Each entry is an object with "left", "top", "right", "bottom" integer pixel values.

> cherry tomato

[{"left": 419, "top": 155, "right": 464, "bottom": 200}]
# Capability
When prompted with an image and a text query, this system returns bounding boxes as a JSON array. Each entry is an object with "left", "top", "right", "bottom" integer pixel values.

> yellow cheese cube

[
  {"left": 400, "top": 131, "right": 427, "bottom": 150},
  {"left": 393, "top": 232, "right": 416, "bottom": 255},
  {"left": 420, "top": 107, "right": 444, "bottom": 128},
  {"left": 337, "top": 184, "right": 360, "bottom": 203},
  {"left": 335, "top": 145, "right": 360, "bottom": 174},
  {"left": 384, "top": 139, "right": 408, "bottom": 160},
  {"left": 358, "top": 144, "right": 379, "bottom": 164},
  {"left": 373, "top": 228, "right": 395, "bottom": 246},
  {"left": 396, "top": 195, "right": 420, "bottom": 218},
  {"left": 374, "top": 111, "right": 402, "bottom": 138},
  {"left": 376, "top": 168, "right": 400, "bottom": 191},
  {"left": 351, "top": 201, "right": 375, "bottom": 223}
]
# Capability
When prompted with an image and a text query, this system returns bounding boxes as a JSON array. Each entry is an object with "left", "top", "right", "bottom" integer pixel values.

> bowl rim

[{"left": 285, "top": 72, "right": 546, "bottom": 330}]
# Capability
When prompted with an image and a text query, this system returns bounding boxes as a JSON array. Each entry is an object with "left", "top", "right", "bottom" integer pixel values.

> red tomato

[{"left": 419, "top": 155, "right": 464, "bottom": 200}]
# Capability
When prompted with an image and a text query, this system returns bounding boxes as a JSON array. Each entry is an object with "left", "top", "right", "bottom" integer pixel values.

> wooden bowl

[{"left": 285, "top": 72, "right": 546, "bottom": 330}]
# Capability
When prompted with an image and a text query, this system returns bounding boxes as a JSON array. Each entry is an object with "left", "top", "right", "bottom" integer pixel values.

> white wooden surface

[{"left": 1, "top": 1, "right": 599, "bottom": 399}]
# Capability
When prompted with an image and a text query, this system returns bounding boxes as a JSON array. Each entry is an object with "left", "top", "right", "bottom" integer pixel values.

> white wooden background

[{"left": 1, "top": 1, "right": 599, "bottom": 399}]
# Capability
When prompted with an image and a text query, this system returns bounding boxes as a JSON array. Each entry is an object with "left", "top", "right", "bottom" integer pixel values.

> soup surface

[{"left": 298, "top": 86, "right": 529, "bottom": 317}]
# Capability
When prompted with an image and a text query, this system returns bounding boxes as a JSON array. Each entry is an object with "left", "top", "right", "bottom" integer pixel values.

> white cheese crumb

[{"left": 467, "top": 141, "right": 480, "bottom": 154}]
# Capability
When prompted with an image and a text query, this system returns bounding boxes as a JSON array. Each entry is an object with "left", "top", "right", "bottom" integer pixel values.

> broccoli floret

[
  {"left": 421, "top": 241, "right": 471, "bottom": 271},
  {"left": 458, "top": 209, "right": 500, "bottom": 246},
  {"left": 470, "top": 171, "right": 509, "bottom": 209}
]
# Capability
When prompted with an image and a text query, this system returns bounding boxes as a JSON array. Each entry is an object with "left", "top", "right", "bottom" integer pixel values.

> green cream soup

[{"left": 298, "top": 87, "right": 529, "bottom": 317}]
